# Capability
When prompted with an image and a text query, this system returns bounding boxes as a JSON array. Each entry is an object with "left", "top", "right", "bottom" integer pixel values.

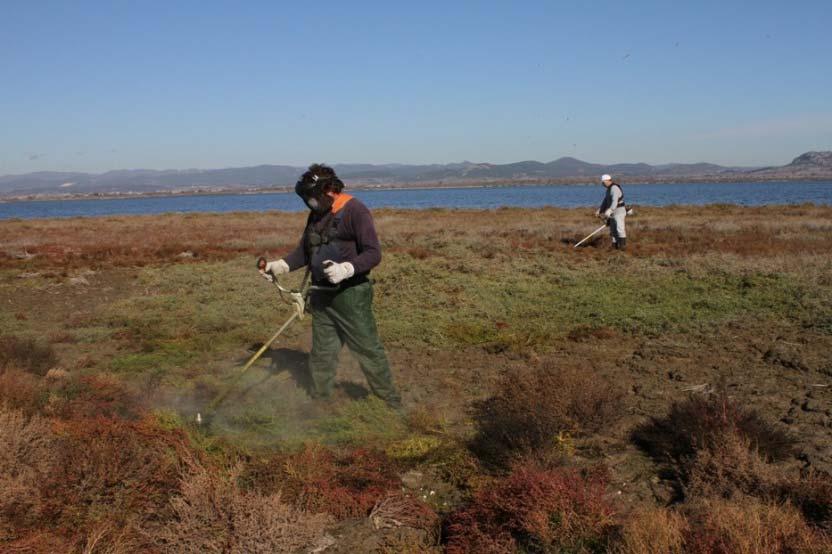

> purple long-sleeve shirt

[{"left": 283, "top": 196, "right": 382, "bottom": 278}]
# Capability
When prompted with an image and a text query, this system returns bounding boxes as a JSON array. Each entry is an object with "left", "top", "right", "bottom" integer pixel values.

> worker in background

[{"left": 595, "top": 174, "right": 627, "bottom": 250}]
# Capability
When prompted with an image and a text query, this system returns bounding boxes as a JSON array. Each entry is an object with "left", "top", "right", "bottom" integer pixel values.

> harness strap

[
  {"left": 614, "top": 184, "right": 626, "bottom": 208},
  {"left": 303, "top": 210, "right": 345, "bottom": 257}
]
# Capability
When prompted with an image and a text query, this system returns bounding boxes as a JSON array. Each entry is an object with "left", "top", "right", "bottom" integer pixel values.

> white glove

[
  {"left": 604, "top": 209, "right": 613, "bottom": 219},
  {"left": 261, "top": 259, "right": 290, "bottom": 281},
  {"left": 323, "top": 260, "right": 354, "bottom": 284}
]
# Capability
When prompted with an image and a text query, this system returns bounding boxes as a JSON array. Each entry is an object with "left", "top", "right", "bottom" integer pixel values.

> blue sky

[{"left": 1, "top": 0, "right": 830, "bottom": 174}]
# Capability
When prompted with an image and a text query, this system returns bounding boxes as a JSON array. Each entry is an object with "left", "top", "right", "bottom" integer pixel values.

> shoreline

[
  {"left": 2, "top": 201, "right": 832, "bottom": 224},
  {"left": 2, "top": 175, "right": 832, "bottom": 203}
]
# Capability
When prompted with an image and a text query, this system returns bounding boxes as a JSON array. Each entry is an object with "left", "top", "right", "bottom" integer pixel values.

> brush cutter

[
  {"left": 242, "top": 257, "right": 309, "bottom": 371},
  {"left": 196, "top": 258, "right": 334, "bottom": 424},
  {"left": 573, "top": 224, "right": 608, "bottom": 248},
  {"left": 574, "top": 208, "right": 635, "bottom": 248}
]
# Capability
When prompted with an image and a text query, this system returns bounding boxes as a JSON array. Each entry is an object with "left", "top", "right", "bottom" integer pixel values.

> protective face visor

[{"left": 295, "top": 174, "right": 333, "bottom": 214}]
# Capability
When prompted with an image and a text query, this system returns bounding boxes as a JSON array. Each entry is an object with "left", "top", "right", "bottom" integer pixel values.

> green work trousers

[{"left": 308, "top": 281, "right": 400, "bottom": 405}]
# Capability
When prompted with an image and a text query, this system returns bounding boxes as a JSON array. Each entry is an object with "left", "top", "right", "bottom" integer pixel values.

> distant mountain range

[{"left": 1, "top": 151, "right": 830, "bottom": 198}]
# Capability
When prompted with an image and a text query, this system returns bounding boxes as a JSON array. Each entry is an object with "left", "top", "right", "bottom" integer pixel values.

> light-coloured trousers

[{"left": 608, "top": 207, "right": 627, "bottom": 242}]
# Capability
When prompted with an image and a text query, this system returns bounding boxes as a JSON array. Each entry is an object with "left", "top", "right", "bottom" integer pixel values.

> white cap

[{"left": 601, "top": 174, "right": 612, "bottom": 182}]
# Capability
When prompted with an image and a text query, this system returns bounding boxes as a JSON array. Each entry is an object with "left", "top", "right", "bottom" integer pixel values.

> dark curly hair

[{"left": 298, "top": 163, "right": 344, "bottom": 194}]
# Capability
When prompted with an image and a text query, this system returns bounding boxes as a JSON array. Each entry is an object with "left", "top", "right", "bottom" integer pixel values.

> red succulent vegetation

[{"left": 445, "top": 462, "right": 615, "bottom": 553}]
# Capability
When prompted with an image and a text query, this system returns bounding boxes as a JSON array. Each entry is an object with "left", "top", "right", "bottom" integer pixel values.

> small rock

[
  {"left": 45, "top": 368, "right": 69, "bottom": 380},
  {"left": 649, "top": 480, "right": 674, "bottom": 504},
  {"left": 401, "top": 470, "right": 424, "bottom": 489},
  {"left": 68, "top": 276, "right": 89, "bottom": 286},
  {"left": 177, "top": 251, "right": 196, "bottom": 258},
  {"left": 764, "top": 344, "right": 809, "bottom": 372},
  {"left": 802, "top": 400, "right": 821, "bottom": 413},
  {"left": 309, "top": 534, "right": 336, "bottom": 553}
]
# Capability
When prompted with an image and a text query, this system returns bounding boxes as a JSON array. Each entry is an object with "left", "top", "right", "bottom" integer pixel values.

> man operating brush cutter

[
  {"left": 595, "top": 174, "right": 628, "bottom": 250},
  {"left": 575, "top": 174, "right": 634, "bottom": 249},
  {"left": 259, "top": 164, "right": 402, "bottom": 410}
]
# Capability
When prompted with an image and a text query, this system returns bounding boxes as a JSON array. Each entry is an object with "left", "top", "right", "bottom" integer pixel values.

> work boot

[{"left": 618, "top": 238, "right": 627, "bottom": 251}]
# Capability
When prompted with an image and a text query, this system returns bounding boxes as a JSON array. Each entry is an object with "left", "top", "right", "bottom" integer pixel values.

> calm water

[{"left": 1, "top": 181, "right": 830, "bottom": 220}]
